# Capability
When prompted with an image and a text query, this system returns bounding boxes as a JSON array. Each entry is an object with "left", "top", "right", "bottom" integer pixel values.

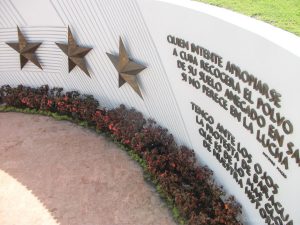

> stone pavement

[{"left": 0, "top": 112, "right": 176, "bottom": 225}]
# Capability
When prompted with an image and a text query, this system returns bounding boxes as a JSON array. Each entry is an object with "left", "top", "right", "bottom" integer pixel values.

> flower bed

[{"left": 0, "top": 85, "right": 243, "bottom": 225}]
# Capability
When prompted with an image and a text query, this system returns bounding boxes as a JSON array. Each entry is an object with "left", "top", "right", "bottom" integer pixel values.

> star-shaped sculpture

[
  {"left": 56, "top": 26, "right": 92, "bottom": 77},
  {"left": 106, "top": 38, "right": 147, "bottom": 99},
  {"left": 6, "top": 26, "right": 42, "bottom": 70}
]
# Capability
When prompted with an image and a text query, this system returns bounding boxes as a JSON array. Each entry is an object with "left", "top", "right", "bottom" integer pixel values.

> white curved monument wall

[{"left": 0, "top": 0, "right": 299, "bottom": 224}]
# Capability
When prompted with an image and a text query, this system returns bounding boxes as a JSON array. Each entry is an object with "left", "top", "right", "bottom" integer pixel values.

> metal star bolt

[
  {"left": 106, "top": 37, "right": 147, "bottom": 99},
  {"left": 6, "top": 26, "right": 42, "bottom": 70},
  {"left": 56, "top": 26, "right": 92, "bottom": 77}
]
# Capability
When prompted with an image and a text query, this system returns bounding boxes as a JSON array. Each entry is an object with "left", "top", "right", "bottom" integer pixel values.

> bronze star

[
  {"left": 56, "top": 26, "right": 92, "bottom": 77},
  {"left": 106, "top": 38, "right": 147, "bottom": 99},
  {"left": 6, "top": 26, "right": 42, "bottom": 70}
]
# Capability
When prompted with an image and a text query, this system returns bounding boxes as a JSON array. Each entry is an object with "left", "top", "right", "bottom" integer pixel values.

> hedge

[{"left": 0, "top": 85, "right": 242, "bottom": 225}]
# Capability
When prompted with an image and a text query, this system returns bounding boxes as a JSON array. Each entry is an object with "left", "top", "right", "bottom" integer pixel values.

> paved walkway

[{"left": 0, "top": 112, "right": 176, "bottom": 225}]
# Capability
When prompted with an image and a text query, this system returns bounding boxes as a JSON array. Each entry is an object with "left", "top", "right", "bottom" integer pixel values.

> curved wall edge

[{"left": 138, "top": 1, "right": 300, "bottom": 224}]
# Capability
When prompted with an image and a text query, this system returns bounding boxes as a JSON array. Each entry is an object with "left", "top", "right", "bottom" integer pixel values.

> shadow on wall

[{"left": 0, "top": 112, "right": 175, "bottom": 225}]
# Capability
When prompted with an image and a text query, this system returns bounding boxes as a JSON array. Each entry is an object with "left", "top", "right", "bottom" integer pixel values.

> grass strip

[{"left": 197, "top": 0, "right": 300, "bottom": 36}]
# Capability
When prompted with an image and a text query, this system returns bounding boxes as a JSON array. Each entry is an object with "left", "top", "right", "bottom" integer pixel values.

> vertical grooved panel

[{"left": 0, "top": 0, "right": 191, "bottom": 146}]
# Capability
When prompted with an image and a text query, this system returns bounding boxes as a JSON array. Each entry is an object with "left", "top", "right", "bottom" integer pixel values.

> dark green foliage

[{"left": 0, "top": 85, "right": 243, "bottom": 225}]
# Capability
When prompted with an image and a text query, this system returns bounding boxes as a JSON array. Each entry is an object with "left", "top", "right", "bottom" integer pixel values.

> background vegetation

[{"left": 196, "top": 0, "right": 300, "bottom": 36}]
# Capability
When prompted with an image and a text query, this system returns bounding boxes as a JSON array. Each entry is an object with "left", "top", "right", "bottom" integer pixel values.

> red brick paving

[{"left": 0, "top": 113, "right": 176, "bottom": 225}]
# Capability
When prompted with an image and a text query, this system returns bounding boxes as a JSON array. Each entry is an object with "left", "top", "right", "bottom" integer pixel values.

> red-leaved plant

[{"left": 0, "top": 85, "right": 242, "bottom": 225}]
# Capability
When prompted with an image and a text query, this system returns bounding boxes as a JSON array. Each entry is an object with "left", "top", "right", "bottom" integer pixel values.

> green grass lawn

[{"left": 196, "top": 0, "right": 300, "bottom": 36}]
